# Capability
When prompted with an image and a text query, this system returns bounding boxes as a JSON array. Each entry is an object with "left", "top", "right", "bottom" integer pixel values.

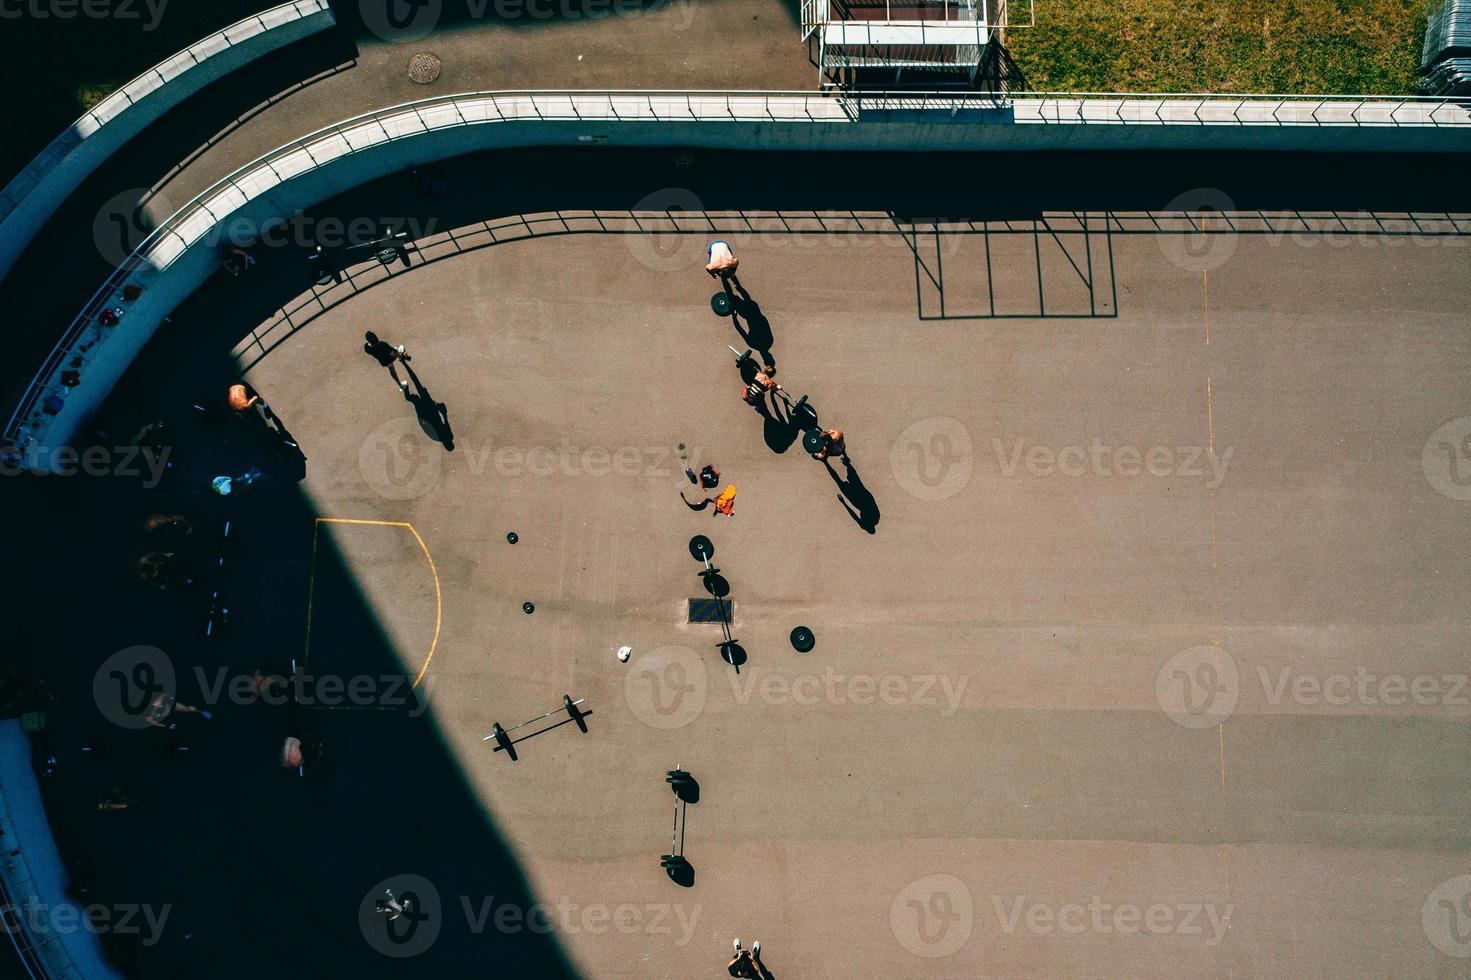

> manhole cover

[
  {"left": 688, "top": 598, "right": 732, "bottom": 624},
  {"left": 408, "top": 53, "right": 442, "bottom": 84}
]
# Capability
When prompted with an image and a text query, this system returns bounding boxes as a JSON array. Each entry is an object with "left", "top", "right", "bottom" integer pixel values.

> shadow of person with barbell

[
  {"left": 726, "top": 280, "right": 775, "bottom": 371},
  {"left": 825, "top": 457, "right": 880, "bottom": 535}
]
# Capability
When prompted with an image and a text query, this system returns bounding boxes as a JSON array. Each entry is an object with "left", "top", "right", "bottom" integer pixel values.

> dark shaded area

[
  {"left": 0, "top": 338, "right": 576, "bottom": 975},
  {"left": 335, "top": 0, "right": 695, "bottom": 40},
  {"left": 825, "top": 457, "right": 880, "bottom": 534},
  {"left": 0, "top": 24, "right": 357, "bottom": 416},
  {"left": 0, "top": 0, "right": 301, "bottom": 185}
]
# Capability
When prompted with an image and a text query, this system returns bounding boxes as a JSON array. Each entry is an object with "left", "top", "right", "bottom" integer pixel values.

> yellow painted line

[
  {"left": 1206, "top": 376, "right": 1214, "bottom": 454},
  {"left": 307, "top": 517, "right": 442, "bottom": 690}
]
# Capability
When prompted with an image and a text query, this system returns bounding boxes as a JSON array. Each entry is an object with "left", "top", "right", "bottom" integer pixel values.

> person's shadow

[
  {"left": 726, "top": 282, "right": 774, "bottom": 366},
  {"left": 825, "top": 458, "right": 880, "bottom": 534},
  {"left": 403, "top": 364, "right": 454, "bottom": 451}
]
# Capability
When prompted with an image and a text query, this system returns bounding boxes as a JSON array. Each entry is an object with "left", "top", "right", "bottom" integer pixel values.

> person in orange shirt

[
  {"left": 228, "top": 383, "right": 263, "bottom": 414},
  {"left": 682, "top": 484, "right": 737, "bottom": 517},
  {"left": 711, "top": 485, "right": 737, "bottom": 517}
]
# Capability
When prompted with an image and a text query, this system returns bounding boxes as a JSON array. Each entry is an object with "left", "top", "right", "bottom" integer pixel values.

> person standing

[
  {"left": 812, "top": 428, "right": 847, "bottom": 463},
  {"left": 727, "top": 938, "right": 766, "bottom": 978}
]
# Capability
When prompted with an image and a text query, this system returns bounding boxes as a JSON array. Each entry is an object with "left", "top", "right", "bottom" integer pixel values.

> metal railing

[
  {"left": 0, "top": 0, "right": 330, "bottom": 225},
  {"left": 6, "top": 88, "right": 1471, "bottom": 448}
]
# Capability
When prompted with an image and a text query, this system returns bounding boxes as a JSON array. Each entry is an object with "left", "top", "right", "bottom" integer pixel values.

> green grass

[{"left": 1004, "top": 0, "right": 1435, "bottom": 95}]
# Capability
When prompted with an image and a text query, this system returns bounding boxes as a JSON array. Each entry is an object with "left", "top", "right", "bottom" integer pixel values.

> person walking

[
  {"left": 364, "top": 331, "right": 412, "bottom": 391},
  {"left": 706, "top": 240, "right": 741, "bottom": 288}
]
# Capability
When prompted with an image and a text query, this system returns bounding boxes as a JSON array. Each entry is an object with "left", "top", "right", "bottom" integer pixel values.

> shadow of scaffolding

[{"left": 904, "top": 216, "right": 1118, "bottom": 319}]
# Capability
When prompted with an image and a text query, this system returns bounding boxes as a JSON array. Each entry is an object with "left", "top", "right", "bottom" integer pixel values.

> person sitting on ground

[
  {"left": 223, "top": 245, "right": 255, "bottom": 277},
  {"left": 281, "top": 735, "right": 324, "bottom": 769},
  {"left": 728, "top": 938, "right": 766, "bottom": 978},
  {"left": 97, "top": 786, "right": 137, "bottom": 812},
  {"left": 711, "top": 485, "right": 737, "bottom": 518},
  {"left": 137, "top": 551, "right": 192, "bottom": 590},
  {"left": 705, "top": 240, "right": 741, "bottom": 286},
  {"left": 376, "top": 889, "right": 413, "bottom": 921},
  {"left": 248, "top": 667, "right": 290, "bottom": 704},
  {"left": 681, "top": 484, "right": 737, "bottom": 517},
  {"left": 144, "top": 514, "right": 191, "bottom": 536},
  {"left": 145, "top": 692, "right": 211, "bottom": 729}
]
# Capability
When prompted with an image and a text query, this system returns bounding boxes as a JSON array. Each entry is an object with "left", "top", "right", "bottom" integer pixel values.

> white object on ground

[{"left": 617, "top": 646, "right": 632, "bottom": 663}]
